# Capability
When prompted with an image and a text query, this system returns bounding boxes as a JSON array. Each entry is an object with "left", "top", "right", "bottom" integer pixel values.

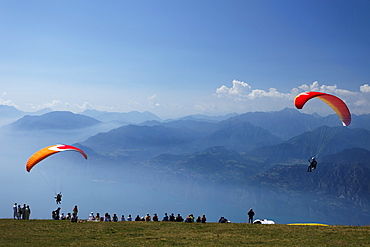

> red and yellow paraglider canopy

[
  {"left": 26, "top": 144, "right": 88, "bottom": 172},
  {"left": 294, "top": 91, "right": 351, "bottom": 126}
]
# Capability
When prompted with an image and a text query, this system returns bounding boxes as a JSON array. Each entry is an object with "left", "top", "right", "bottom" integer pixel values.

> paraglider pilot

[
  {"left": 55, "top": 193, "right": 62, "bottom": 204},
  {"left": 307, "top": 157, "right": 317, "bottom": 172}
]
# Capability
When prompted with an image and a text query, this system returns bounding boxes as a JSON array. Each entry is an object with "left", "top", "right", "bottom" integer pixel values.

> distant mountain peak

[
  {"left": 10, "top": 111, "right": 101, "bottom": 130},
  {"left": 80, "top": 110, "right": 161, "bottom": 124}
]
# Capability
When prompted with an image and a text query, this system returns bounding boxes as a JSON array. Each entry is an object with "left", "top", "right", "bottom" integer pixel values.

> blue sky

[{"left": 1, "top": 0, "right": 370, "bottom": 118}]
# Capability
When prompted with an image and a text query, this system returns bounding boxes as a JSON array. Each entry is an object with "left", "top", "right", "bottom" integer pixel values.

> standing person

[
  {"left": 55, "top": 207, "right": 61, "bottom": 220},
  {"left": 248, "top": 208, "right": 255, "bottom": 223},
  {"left": 25, "top": 205, "right": 31, "bottom": 220},
  {"left": 13, "top": 203, "right": 18, "bottom": 219},
  {"left": 18, "top": 205, "right": 23, "bottom": 220},
  {"left": 72, "top": 205, "right": 78, "bottom": 216},
  {"left": 71, "top": 205, "right": 78, "bottom": 223},
  {"left": 21, "top": 204, "right": 27, "bottom": 220}
]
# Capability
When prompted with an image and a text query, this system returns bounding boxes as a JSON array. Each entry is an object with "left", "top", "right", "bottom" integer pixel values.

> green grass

[{"left": 0, "top": 219, "right": 369, "bottom": 246}]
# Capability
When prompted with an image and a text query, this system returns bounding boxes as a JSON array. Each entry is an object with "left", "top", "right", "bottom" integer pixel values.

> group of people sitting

[
  {"left": 52, "top": 205, "right": 79, "bottom": 222},
  {"left": 86, "top": 212, "right": 208, "bottom": 223},
  {"left": 50, "top": 208, "right": 236, "bottom": 224}
]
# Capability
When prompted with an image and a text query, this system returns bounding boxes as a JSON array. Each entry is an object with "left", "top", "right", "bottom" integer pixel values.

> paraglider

[
  {"left": 294, "top": 92, "right": 351, "bottom": 171},
  {"left": 26, "top": 144, "right": 87, "bottom": 172},
  {"left": 26, "top": 144, "right": 88, "bottom": 199},
  {"left": 307, "top": 157, "right": 317, "bottom": 172},
  {"left": 294, "top": 91, "right": 351, "bottom": 126},
  {"left": 55, "top": 192, "right": 62, "bottom": 204}
]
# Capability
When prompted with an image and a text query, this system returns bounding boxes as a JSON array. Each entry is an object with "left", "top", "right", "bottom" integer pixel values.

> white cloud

[
  {"left": 215, "top": 79, "right": 293, "bottom": 100},
  {"left": 354, "top": 99, "right": 367, "bottom": 106},
  {"left": 215, "top": 85, "right": 230, "bottom": 95},
  {"left": 211, "top": 80, "right": 370, "bottom": 116},
  {"left": 148, "top": 94, "right": 158, "bottom": 103},
  {"left": 294, "top": 81, "right": 356, "bottom": 96},
  {"left": 360, "top": 84, "right": 370, "bottom": 93},
  {"left": 215, "top": 80, "right": 252, "bottom": 96},
  {"left": 249, "top": 88, "right": 287, "bottom": 99},
  {"left": 148, "top": 94, "right": 161, "bottom": 108},
  {"left": 46, "top": 100, "right": 63, "bottom": 108},
  {"left": 229, "top": 80, "right": 252, "bottom": 95},
  {"left": 26, "top": 100, "right": 96, "bottom": 112},
  {"left": 0, "top": 91, "right": 18, "bottom": 107},
  {"left": 297, "top": 84, "right": 310, "bottom": 92},
  {"left": 75, "top": 102, "right": 94, "bottom": 111},
  {"left": 0, "top": 99, "right": 17, "bottom": 107},
  {"left": 2, "top": 80, "right": 370, "bottom": 118},
  {"left": 27, "top": 100, "right": 63, "bottom": 111},
  {"left": 310, "top": 81, "right": 320, "bottom": 91}
]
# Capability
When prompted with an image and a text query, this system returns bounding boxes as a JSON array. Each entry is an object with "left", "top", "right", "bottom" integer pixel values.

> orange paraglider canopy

[
  {"left": 26, "top": 144, "right": 87, "bottom": 172},
  {"left": 294, "top": 91, "right": 351, "bottom": 126}
]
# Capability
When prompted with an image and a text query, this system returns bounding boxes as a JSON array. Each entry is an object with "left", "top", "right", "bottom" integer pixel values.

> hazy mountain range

[{"left": 1, "top": 105, "right": 369, "bottom": 225}]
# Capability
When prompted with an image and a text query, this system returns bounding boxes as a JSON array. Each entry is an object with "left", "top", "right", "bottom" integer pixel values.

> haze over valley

[{"left": 1, "top": 105, "right": 369, "bottom": 225}]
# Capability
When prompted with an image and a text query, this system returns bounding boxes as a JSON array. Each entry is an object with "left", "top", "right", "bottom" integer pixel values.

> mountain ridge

[
  {"left": 1, "top": 106, "right": 370, "bottom": 225},
  {"left": 8, "top": 111, "right": 101, "bottom": 130}
]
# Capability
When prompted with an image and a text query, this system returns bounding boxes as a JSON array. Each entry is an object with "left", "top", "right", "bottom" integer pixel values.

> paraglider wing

[
  {"left": 294, "top": 91, "right": 351, "bottom": 126},
  {"left": 26, "top": 144, "right": 87, "bottom": 172}
]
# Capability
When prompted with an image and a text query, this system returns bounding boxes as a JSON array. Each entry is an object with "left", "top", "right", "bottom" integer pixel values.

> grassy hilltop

[{"left": 1, "top": 219, "right": 369, "bottom": 246}]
